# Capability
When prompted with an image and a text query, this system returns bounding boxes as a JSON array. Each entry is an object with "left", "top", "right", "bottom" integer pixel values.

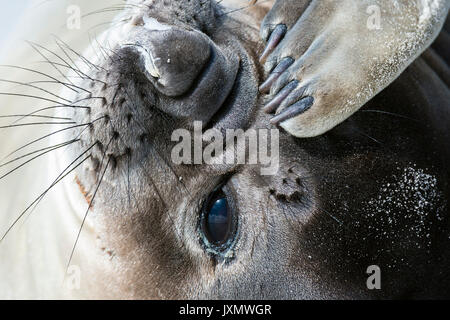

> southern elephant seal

[{"left": 0, "top": 0, "right": 448, "bottom": 299}]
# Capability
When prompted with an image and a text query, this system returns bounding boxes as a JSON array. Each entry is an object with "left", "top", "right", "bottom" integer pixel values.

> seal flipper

[{"left": 259, "top": 0, "right": 450, "bottom": 138}]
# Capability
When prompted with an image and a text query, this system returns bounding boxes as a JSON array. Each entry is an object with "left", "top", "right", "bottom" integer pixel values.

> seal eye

[
  {"left": 205, "top": 196, "right": 229, "bottom": 244},
  {"left": 201, "top": 189, "right": 234, "bottom": 249}
]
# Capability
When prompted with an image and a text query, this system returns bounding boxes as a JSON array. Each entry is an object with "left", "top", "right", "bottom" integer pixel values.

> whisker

[
  {"left": 2, "top": 116, "right": 105, "bottom": 161},
  {"left": 0, "top": 79, "right": 72, "bottom": 103},
  {"left": 0, "top": 92, "right": 85, "bottom": 106},
  {"left": 94, "top": 41, "right": 123, "bottom": 65},
  {"left": 73, "top": 96, "right": 107, "bottom": 104},
  {"left": 30, "top": 39, "right": 107, "bottom": 85},
  {"left": 65, "top": 136, "right": 114, "bottom": 272},
  {"left": 127, "top": 149, "right": 131, "bottom": 207},
  {"left": 26, "top": 41, "right": 76, "bottom": 85},
  {"left": 0, "top": 139, "right": 79, "bottom": 182},
  {"left": 39, "top": 60, "right": 109, "bottom": 86},
  {"left": 0, "top": 114, "right": 71, "bottom": 121},
  {"left": 0, "top": 141, "right": 78, "bottom": 169},
  {"left": 23, "top": 139, "right": 100, "bottom": 224},
  {"left": 11, "top": 105, "right": 90, "bottom": 124},
  {"left": 0, "top": 121, "right": 76, "bottom": 130},
  {"left": 26, "top": 40, "right": 93, "bottom": 80},
  {"left": 34, "top": 60, "right": 98, "bottom": 83},
  {"left": 0, "top": 64, "right": 79, "bottom": 93},
  {"left": 53, "top": 40, "right": 90, "bottom": 80},
  {"left": 90, "top": 34, "right": 110, "bottom": 63},
  {"left": 0, "top": 143, "right": 96, "bottom": 242},
  {"left": 322, "top": 208, "right": 344, "bottom": 226},
  {"left": 52, "top": 35, "right": 105, "bottom": 72},
  {"left": 354, "top": 128, "right": 383, "bottom": 145},
  {"left": 81, "top": 5, "right": 137, "bottom": 20},
  {"left": 26, "top": 80, "right": 91, "bottom": 94},
  {"left": 87, "top": 18, "right": 130, "bottom": 34},
  {"left": 361, "top": 109, "right": 420, "bottom": 123}
]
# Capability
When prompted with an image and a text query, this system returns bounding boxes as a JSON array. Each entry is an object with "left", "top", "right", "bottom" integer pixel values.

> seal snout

[
  {"left": 117, "top": 18, "right": 240, "bottom": 124},
  {"left": 123, "top": 28, "right": 212, "bottom": 97}
]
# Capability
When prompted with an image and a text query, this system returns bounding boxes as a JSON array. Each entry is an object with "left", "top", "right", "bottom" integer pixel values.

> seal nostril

[{"left": 112, "top": 131, "right": 120, "bottom": 140}]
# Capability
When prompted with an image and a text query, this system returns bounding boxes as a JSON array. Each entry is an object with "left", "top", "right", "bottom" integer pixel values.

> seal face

[{"left": 1, "top": 0, "right": 449, "bottom": 299}]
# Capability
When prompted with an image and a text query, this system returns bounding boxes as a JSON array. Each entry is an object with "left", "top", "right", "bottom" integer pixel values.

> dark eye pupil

[{"left": 205, "top": 196, "right": 230, "bottom": 245}]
